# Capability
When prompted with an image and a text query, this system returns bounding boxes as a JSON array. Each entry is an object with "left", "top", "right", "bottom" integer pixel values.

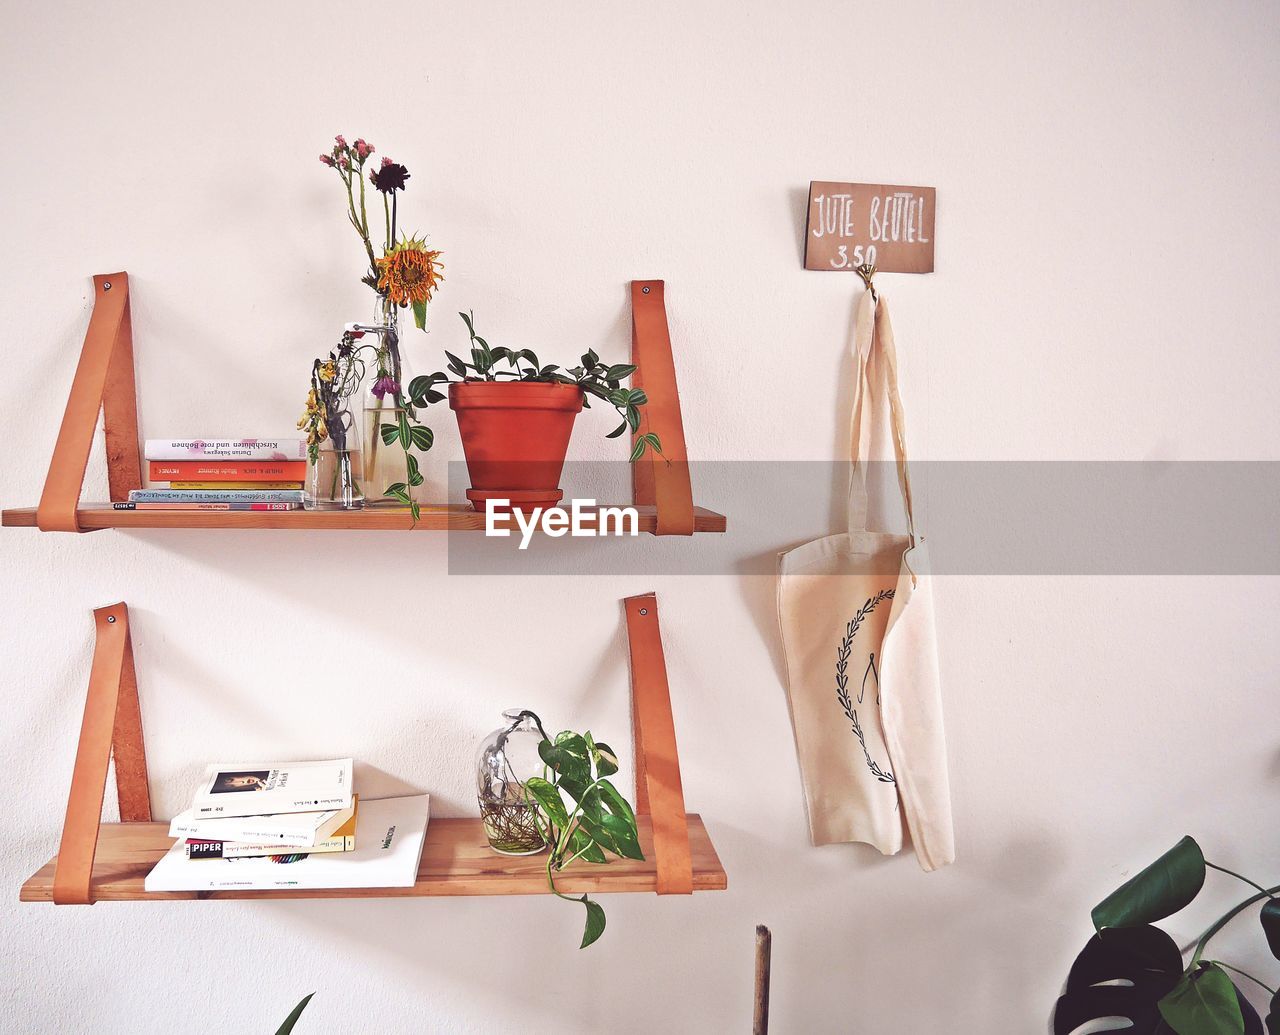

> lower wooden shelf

[
  {"left": 20, "top": 814, "right": 727, "bottom": 902},
  {"left": 1, "top": 504, "right": 727, "bottom": 533}
]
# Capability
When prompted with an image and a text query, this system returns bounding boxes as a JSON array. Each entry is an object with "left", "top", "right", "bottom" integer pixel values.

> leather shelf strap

[
  {"left": 53, "top": 602, "right": 151, "bottom": 905},
  {"left": 629, "top": 281, "right": 695, "bottom": 536},
  {"left": 37, "top": 273, "right": 141, "bottom": 532},
  {"left": 624, "top": 593, "right": 694, "bottom": 894}
]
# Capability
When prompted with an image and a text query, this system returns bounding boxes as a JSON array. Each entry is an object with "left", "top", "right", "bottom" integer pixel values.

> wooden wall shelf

[
  {"left": 29, "top": 596, "right": 725, "bottom": 906},
  {"left": 20, "top": 816, "right": 726, "bottom": 902},
  {"left": 0, "top": 503, "right": 727, "bottom": 532},
  {"left": 6, "top": 274, "right": 724, "bottom": 536}
]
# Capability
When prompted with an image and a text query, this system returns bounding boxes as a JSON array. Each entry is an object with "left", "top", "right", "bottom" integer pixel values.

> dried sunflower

[{"left": 376, "top": 236, "right": 444, "bottom": 326}]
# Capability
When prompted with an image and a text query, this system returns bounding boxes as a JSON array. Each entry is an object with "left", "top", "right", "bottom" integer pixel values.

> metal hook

[{"left": 855, "top": 263, "right": 878, "bottom": 303}]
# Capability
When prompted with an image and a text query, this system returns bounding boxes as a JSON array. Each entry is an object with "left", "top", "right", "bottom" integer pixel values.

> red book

[{"left": 148, "top": 461, "right": 307, "bottom": 481}]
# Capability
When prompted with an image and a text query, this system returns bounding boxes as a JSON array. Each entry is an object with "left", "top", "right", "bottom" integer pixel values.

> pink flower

[
  {"left": 354, "top": 138, "right": 374, "bottom": 159},
  {"left": 338, "top": 155, "right": 350, "bottom": 171},
  {"left": 335, "top": 134, "right": 347, "bottom": 148},
  {"left": 371, "top": 375, "right": 401, "bottom": 400},
  {"left": 380, "top": 156, "right": 393, "bottom": 168},
  {"left": 319, "top": 154, "right": 335, "bottom": 166}
]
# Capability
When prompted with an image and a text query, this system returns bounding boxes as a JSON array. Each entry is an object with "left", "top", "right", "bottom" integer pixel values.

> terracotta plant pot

[{"left": 449, "top": 381, "right": 584, "bottom": 511}]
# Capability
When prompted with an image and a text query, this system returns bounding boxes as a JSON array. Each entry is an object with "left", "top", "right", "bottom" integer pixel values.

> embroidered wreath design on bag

[{"left": 835, "top": 589, "right": 896, "bottom": 785}]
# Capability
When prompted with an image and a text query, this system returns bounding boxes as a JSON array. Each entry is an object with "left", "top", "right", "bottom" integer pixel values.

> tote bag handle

[{"left": 847, "top": 290, "right": 917, "bottom": 540}]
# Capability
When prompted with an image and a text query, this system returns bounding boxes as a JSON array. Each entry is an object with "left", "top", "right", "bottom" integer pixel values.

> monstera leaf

[
  {"left": 1093, "top": 836, "right": 1207, "bottom": 931},
  {"left": 1055, "top": 926, "right": 1184, "bottom": 1034},
  {"left": 1055, "top": 929, "right": 1265, "bottom": 1035},
  {"left": 1158, "top": 963, "right": 1244, "bottom": 1035},
  {"left": 1261, "top": 899, "right": 1280, "bottom": 960}
]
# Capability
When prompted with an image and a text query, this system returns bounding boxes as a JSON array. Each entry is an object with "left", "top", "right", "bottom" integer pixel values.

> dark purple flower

[
  {"left": 370, "top": 162, "right": 410, "bottom": 194},
  {"left": 371, "top": 375, "right": 401, "bottom": 399}
]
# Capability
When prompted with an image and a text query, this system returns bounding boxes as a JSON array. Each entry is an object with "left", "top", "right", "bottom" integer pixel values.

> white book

[
  {"left": 145, "top": 795, "right": 430, "bottom": 892},
  {"left": 190, "top": 758, "right": 353, "bottom": 819},
  {"left": 168, "top": 799, "right": 355, "bottom": 847},
  {"left": 144, "top": 438, "right": 308, "bottom": 461}
]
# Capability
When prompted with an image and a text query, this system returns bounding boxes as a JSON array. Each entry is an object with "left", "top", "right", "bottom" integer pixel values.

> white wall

[{"left": 3, "top": 2, "right": 1278, "bottom": 1031}]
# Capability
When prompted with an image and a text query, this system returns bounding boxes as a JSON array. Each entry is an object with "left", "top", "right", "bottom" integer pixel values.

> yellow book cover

[{"left": 169, "top": 481, "right": 304, "bottom": 489}]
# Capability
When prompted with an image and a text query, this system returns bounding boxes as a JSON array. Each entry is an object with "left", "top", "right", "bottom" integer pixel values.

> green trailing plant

[
  {"left": 514, "top": 710, "right": 645, "bottom": 948},
  {"left": 403, "top": 311, "right": 663, "bottom": 461},
  {"left": 1055, "top": 835, "right": 1280, "bottom": 1035},
  {"left": 274, "top": 993, "right": 313, "bottom": 1035}
]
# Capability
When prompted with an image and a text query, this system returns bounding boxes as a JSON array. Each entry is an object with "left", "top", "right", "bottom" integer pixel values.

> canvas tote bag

[{"left": 777, "top": 289, "right": 954, "bottom": 872}]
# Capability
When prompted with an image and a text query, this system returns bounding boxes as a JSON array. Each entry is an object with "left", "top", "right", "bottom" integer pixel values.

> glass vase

[
  {"left": 304, "top": 409, "right": 365, "bottom": 511},
  {"left": 361, "top": 296, "right": 420, "bottom": 506},
  {"left": 475, "top": 710, "right": 549, "bottom": 856}
]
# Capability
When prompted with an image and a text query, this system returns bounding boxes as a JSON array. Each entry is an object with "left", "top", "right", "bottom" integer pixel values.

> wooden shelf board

[
  {"left": 20, "top": 815, "right": 726, "bottom": 902},
  {"left": 1, "top": 504, "right": 727, "bottom": 533}
]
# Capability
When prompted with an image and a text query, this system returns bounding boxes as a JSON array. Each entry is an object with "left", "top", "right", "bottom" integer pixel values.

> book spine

[
  {"left": 185, "top": 835, "right": 355, "bottom": 859},
  {"left": 128, "top": 490, "right": 305, "bottom": 503},
  {"left": 148, "top": 461, "right": 307, "bottom": 481},
  {"left": 193, "top": 794, "right": 352, "bottom": 819},
  {"left": 170, "top": 481, "right": 304, "bottom": 489},
  {"left": 145, "top": 439, "right": 307, "bottom": 461},
  {"left": 113, "top": 502, "right": 299, "bottom": 511}
]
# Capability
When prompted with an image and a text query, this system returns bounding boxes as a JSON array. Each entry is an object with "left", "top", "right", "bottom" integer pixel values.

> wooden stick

[{"left": 753, "top": 924, "right": 772, "bottom": 1035}]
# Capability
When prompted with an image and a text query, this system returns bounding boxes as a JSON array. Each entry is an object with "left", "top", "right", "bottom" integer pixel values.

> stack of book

[
  {"left": 145, "top": 759, "right": 431, "bottom": 892},
  {"left": 118, "top": 438, "right": 309, "bottom": 511}
]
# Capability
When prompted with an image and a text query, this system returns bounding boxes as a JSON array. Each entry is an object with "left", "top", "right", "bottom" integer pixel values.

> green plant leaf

[
  {"left": 1053, "top": 926, "right": 1184, "bottom": 1035},
  {"left": 274, "top": 993, "right": 315, "bottom": 1035},
  {"left": 606, "top": 420, "right": 628, "bottom": 439},
  {"left": 407, "top": 375, "right": 432, "bottom": 401},
  {"left": 599, "top": 812, "right": 644, "bottom": 860},
  {"left": 605, "top": 363, "right": 636, "bottom": 381},
  {"left": 626, "top": 407, "right": 642, "bottom": 433},
  {"left": 540, "top": 734, "right": 591, "bottom": 784},
  {"left": 1267, "top": 990, "right": 1280, "bottom": 1034},
  {"left": 397, "top": 414, "right": 413, "bottom": 449},
  {"left": 524, "top": 776, "right": 569, "bottom": 830},
  {"left": 580, "top": 896, "right": 606, "bottom": 949},
  {"left": 410, "top": 424, "right": 434, "bottom": 451},
  {"left": 406, "top": 453, "right": 424, "bottom": 487},
  {"left": 596, "top": 779, "right": 637, "bottom": 829},
  {"left": 567, "top": 825, "right": 607, "bottom": 864},
  {"left": 445, "top": 351, "right": 469, "bottom": 377},
  {"left": 1092, "top": 836, "right": 1206, "bottom": 931},
  {"left": 411, "top": 299, "right": 427, "bottom": 330},
  {"left": 628, "top": 388, "right": 648, "bottom": 406},
  {"left": 459, "top": 310, "right": 475, "bottom": 336},
  {"left": 629, "top": 438, "right": 647, "bottom": 462},
  {"left": 1262, "top": 900, "right": 1280, "bottom": 960},
  {"left": 380, "top": 423, "right": 399, "bottom": 446},
  {"left": 1158, "top": 963, "right": 1245, "bottom": 1035},
  {"left": 589, "top": 738, "right": 619, "bottom": 778}
]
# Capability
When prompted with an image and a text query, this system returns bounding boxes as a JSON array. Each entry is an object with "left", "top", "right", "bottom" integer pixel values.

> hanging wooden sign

[{"left": 804, "top": 181, "right": 936, "bottom": 273}]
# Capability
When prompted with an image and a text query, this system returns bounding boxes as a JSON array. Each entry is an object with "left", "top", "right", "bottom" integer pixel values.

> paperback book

[
  {"left": 112, "top": 502, "right": 299, "bottom": 511},
  {"left": 129, "top": 490, "right": 305, "bottom": 504},
  {"left": 185, "top": 802, "right": 358, "bottom": 858},
  {"left": 169, "top": 797, "right": 357, "bottom": 847},
  {"left": 170, "top": 481, "right": 304, "bottom": 490},
  {"left": 148, "top": 461, "right": 307, "bottom": 482},
  {"left": 145, "top": 439, "right": 308, "bottom": 461},
  {"left": 190, "top": 758, "right": 353, "bottom": 819},
  {"left": 145, "top": 795, "right": 430, "bottom": 892}
]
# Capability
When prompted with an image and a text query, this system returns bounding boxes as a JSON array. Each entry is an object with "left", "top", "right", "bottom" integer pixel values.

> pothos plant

[
  {"left": 514, "top": 710, "right": 645, "bottom": 948},
  {"left": 400, "top": 311, "right": 663, "bottom": 460},
  {"left": 1055, "top": 835, "right": 1280, "bottom": 1035}
]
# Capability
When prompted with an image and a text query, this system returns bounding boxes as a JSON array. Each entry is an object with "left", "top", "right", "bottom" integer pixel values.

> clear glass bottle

[
  {"left": 475, "top": 710, "right": 549, "bottom": 856},
  {"left": 361, "top": 296, "right": 419, "bottom": 506}
]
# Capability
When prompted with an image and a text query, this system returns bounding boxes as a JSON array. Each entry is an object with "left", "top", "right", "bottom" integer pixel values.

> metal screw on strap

[
  {"left": 639, "top": 608, "right": 648, "bottom": 615},
  {"left": 642, "top": 286, "right": 650, "bottom": 294},
  {"left": 106, "top": 616, "right": 116, "bottom": 623}
]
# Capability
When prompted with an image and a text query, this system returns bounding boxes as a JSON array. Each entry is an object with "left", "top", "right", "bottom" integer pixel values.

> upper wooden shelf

[
  {"left": 1, "top": 503, "right": 727, "bottom": 533},
  {"left": 18, "top": 274, "right": 722, "bottom": 536},
  {"left": 20, "top": 815, "right": 726, "bottom": 902}
]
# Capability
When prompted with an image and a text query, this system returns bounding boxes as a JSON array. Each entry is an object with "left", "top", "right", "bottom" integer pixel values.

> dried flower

[
  {"left": 376, "top": 236, "right": 443, "bottom": 307},
  {"left": 319, "top": 154, "right": 335, "bottom": 167},
  {"left": 370, "top": 162, "right": 410, "bottom": 194},
  {"left": 338, "top": 155, "right": 350, "bottom": 171},
  {"left": 335, "top": 134, "right": 347, "bottom": 148},
  {"left": 371, "top": 375, "right": 401, "bottom": 400},
  {"left": 354, "top": 138, "right": 374, "bottom": 160},
  {"left": 318, "top": 360, "right": 337, "bottom": 383}
]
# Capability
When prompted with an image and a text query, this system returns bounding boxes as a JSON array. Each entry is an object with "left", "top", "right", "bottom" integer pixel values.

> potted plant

[
  {"left": 1055, "top": 835, "right": 1280, "bottom": 1034},
  {"left": 406, "top": 312, "right": 662, "bottom": 510}
]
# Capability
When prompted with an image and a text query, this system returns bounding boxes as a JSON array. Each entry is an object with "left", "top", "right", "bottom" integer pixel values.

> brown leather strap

[
  {"left": 624, "top": 593, "right": 694, "bottom": 894},
  {"left": 53, "top": 602, "right": 151, "bottom": 904},
  {"left": 38, "top": 273, "right": 137, "bottom": 532},
  {"left": 629, "top": 281, "right": 695, "bottom": 536}
]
